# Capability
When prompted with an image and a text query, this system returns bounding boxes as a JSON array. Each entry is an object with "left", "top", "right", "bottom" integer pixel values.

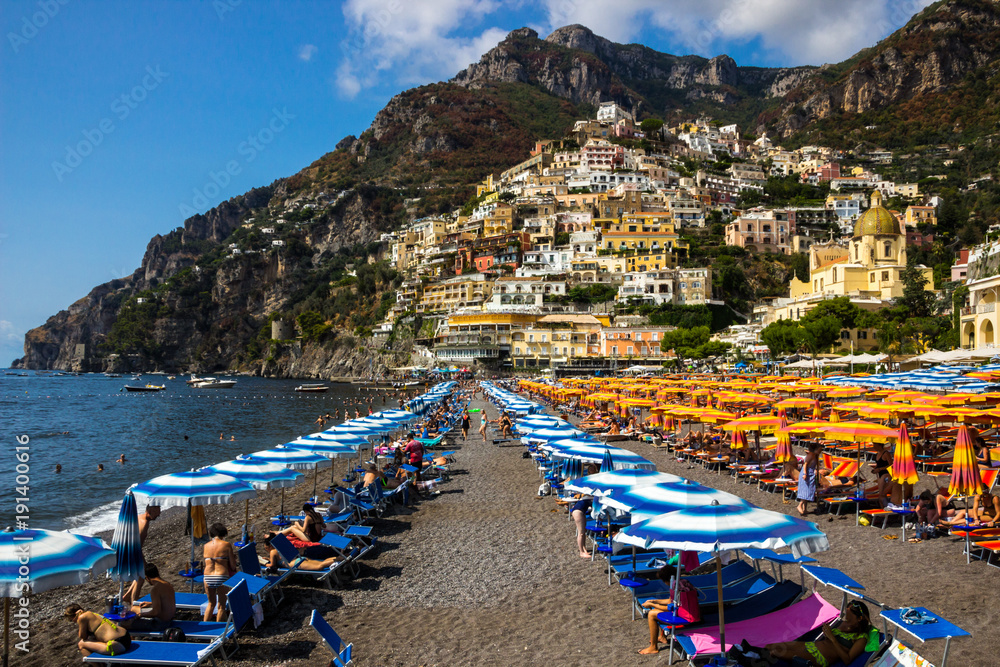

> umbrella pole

[
  {"left": 715, "top": 553, "right": 726, "bottom": 653},
  {"left": 312, "top": 462, "right": 319, "bottom": 503},
  {"left": 4, "top": 596, "right": 9, "bottom": 667},
  {"left": 189, "top": 502, "right": 196, "bottom": 594},
  {"left": 244, "top": 499, "right": 250, "bottom": 545}
]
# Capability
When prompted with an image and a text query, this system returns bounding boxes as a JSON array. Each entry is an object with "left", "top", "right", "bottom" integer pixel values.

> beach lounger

[
  {"left": 662, "top": 580, "right": 803, "bottom": 629},
  {"left": 879, "top": 607, "right": 970, "bottom": 667},
  {"left": 633, "top": 569, "right": 772, "bottom": 614},
  {"left": 672, "top": 592, "right": 840, "bottom": 663},
  {"left": 867, "top": 638, "right": 937, "bottom": 667},
  {"left": 309, "top": 610, "right": 354, "bottom": 667},
  {"left": 269, "top": 532, "right": 358, "bottom": 589},
  {"left": 83, "top": 582, "right": 253, "bottom": 666},
  {"left": 130, "top": 580, "right": 253, "bottom": 659},
  {"left": 138, "top": 592, "right": 211, "bottom": 613}
]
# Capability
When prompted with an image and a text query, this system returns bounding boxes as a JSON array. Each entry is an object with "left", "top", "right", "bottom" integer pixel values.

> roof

[
  {"left": 853, "top": 192, "right": 902, "bottom": 238},
  {"left": 537, "top": 314, "right": 602, "bottom": 325}
]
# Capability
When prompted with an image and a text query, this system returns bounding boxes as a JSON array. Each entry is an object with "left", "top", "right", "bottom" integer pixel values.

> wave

[{"left": 63, "top": 500, "right": 120, "bottom": 536}]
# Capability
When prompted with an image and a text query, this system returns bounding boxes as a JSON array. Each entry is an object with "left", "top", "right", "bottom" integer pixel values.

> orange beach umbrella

[
  {"left": 949, "top": 424, "right": 984, "bottom": 497},
  {"left": 889, "top": 422, "right": 919, "bottom": 486}
]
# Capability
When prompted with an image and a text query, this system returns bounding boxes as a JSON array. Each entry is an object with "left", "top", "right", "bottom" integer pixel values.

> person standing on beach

[
  {"left": 461, "top": 409, "right": 470, "bottom": 440},
  {"left": 797, "top": 442, "right": 821, "bottom": 516},
  {"left": 479, "top": 414, "right": 489, "bottom": 441},
  {"left": 404, "top": 432, "right": 424, "bottom": 483}
]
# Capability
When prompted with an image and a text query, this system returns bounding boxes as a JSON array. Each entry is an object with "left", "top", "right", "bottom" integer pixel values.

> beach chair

[
  {"left": 229, "top": 542, "right": 290, "bottom": 605},
  {"left": 83, "top": 581, "right": 253, "bottom": 666},
  {"left": 867, "top": 637, "right": 937, "bottom": 667},
  {"left": 660, "top": 580, "right": 803, "bottom": 629},
  {"left": 130, "top": 580, "right": 253, "bottom": 659},
  {"left": 309, "top": 610, "right": 354, "bottom": 666},
  {"left": 672, "top": 592, "right": 840, "bottom": 663},
  {"left": 269, "top": 531, "right": 358, "bottom": 589},
  {"left": 879, "top": 607, "right": 970, "bottom": 667}
]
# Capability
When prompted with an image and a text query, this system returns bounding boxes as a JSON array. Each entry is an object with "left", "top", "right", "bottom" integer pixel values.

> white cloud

[
  {"left": 336, "top": 0, "right": 508, "bottom": 97},
  {"left": 298, "top": 44, "right": 318, "bottom": 62},
  {"left": 0, "top": 320, "right": 22, "bottom": 343},
  {"left": 332, "top": 0, "right": 933, "bottom": 98},
  {"left": 538, "top": 0, "right": 936, "bottom": 65}
]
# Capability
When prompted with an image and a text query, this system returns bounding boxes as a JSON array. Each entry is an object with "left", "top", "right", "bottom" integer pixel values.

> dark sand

[{"left": 19, "top": 393, "right": 997, "bottom": 666}]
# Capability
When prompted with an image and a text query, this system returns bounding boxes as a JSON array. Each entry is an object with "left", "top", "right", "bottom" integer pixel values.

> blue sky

[{"left": 0, "top": 0, "right": 932, "bottom": 366}]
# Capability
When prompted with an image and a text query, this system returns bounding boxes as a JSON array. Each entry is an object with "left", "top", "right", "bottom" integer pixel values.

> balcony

[{"left": 979, "top": 303, "right": 996, "bottom": 314}]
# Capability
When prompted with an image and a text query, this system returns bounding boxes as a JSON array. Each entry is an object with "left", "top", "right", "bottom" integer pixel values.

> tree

[
  {"left": 760, "top": 319, "right": 803, "bottom": 357},
  {"left": 790, "top": 252, "right": 810, "bottom": 283},
  {"left": 801, "top": 296, "right": 864, "bottom": 330},
  {"left": 797, "top": 315, "right": 843, "bottom": 358},
  {"left": 640, "top": 118, "right": 664, "bottom": 134},
  {"left": 899, "top": 257, "right": 935, "bottom": 318}
]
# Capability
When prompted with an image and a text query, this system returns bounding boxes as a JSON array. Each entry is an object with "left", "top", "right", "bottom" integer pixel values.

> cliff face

[
  {"left": 17, "top": 1, "right": 1000, "bottom": 374},
  {"left": 771, "top": 0, "right": 1000, "bottom": 136}
]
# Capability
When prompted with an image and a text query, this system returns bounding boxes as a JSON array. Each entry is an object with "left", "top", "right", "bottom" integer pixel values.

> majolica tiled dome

[{"left": 853, "top": 190, "right": 901, "bottom": 238}]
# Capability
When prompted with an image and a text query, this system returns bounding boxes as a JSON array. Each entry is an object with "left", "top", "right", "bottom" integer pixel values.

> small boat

[
  {"left": 295, "top": 383, "right": 329, "bottom": 393},
  {"left": 193, "top": 379, "right": 237, "bottom": 388},
  {"left": 186, "top": 374, "right": 212, "bottom": 385},
  {"left": 104, "top": 373, "right": 122, "bottom": 378},
  {"left": 167, "top": 376, "right": 176, "bottom": 380},
  {"left": 123, "top": 384, "right": 166, "bottom": 392}
]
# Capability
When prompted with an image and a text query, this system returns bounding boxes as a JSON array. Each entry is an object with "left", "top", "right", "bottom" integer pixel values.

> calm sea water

[{"left": 0, "top": 372, "right": 411, "bottom": 535}]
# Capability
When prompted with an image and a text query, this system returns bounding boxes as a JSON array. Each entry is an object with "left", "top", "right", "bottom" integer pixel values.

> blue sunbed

[
  {"left": 309, "top": 610, "right": 354, "bottom": 666},
  {"left": 879, "top": 607, "right": 969, "bottom": 667}
]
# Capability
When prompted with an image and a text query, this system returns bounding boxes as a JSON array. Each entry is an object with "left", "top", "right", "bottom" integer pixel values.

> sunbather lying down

[
  {"left": 263, "top": 533, "right": 338, "bottom": 571},
  {"left": 729, "top": 600, "right": 874, "bottom": 667}
]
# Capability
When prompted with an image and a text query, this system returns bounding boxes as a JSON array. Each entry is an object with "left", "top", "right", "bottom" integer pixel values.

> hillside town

[{"left": 332, "top": 102, "right": 958, "bottom": 372}]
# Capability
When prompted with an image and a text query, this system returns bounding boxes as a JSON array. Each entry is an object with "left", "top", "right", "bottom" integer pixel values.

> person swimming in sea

[
  {"left": 116, "top": 454, "right": 126, "bottom": 464},
  {"left": 55, "top": 464, "right": 62, "bottom": 473},
  {"left": 97, "top": 464, "right": 104, "bottom": 472}
]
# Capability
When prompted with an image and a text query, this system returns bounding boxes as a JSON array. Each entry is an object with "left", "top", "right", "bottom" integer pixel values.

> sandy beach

[{"left": 20, "top": 391, "right": 998, "bottom": 666}]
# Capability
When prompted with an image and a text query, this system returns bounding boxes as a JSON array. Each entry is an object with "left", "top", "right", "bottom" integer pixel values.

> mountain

[{"left": 15, "top": 0, "right": 1000, "bottom": 374}]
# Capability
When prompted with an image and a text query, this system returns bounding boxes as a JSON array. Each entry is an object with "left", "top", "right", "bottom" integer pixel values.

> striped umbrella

[
  {"left": 522, "top": 427, "right": 592, "bottom": 441},
  {"left": 108, "top": 490, "right": 144, "bottom": 609},
  {"left": 601, "top": 480, "right": 745, "bottom": 522},
  {"left": 300, "top": 432, "right": 370, "bottom": 446},
  {"left": 614, "top": 501, "right": 830, "bottom": 654},
  {"left": 812, "top": 400, "right": 823, "bottom": 420},
  {"left": 730, "top": 429, "right": 748, "bottom": 451},
  {"left": 287, "top": 439, "right": 359, "bottom": 500},
  {"left": 323, "top": 424, "right": 381, "bottom": 438},
  {"left": 949, "top": 424, "right": 984, "bottom": 497},
  {"left": 546, "top": 442, "right": 656, "bottom": 471},
  {"left": 562, "top": 469, "right": 685, "bottom": 496},
  {"left": 600, "top": 448, "right": 615, "bottom": 474},
  {"left": 774, "top": 418, "right": 794, "bottom": 463},
  {"left": 205, "top": 456, "right": 304, "bottom": 542},
  {"left": 889, "top": 422, "right": 919, "bottom": 486},
  {"left": 822, "top": 421, "right": 897, "bottom": 443},
  {"left": 250, "top": 446, "right": 333, "bottom": 517},
  {"left": 561, "top": 457, "right": 584, "bottom": 481},
  {"left": 1, "top": 528, "right": 116, "bottom": 667},
  {"left": 721, "top": 415, "right": 783, "bottom": 434},
  {"left": 829, "top": 409, "right": 840, "bottom": 423},
  {"left": 131, "top": 469, "right": 256, "bottom": 591},
  {"left": 371, "top": 410, "right": 417, "bottom": 422}
]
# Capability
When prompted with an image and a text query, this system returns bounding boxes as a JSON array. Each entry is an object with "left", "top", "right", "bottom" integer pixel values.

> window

[
  {"left": 680, "top": 282, "right": 687, "bottom": 288},
  {"left": 651, "top": 332, "right": 658, "bottom": 342},
  {"left": 841, "top": 330, "right": 851, "bottom": 340},
  {"left": 627, "top": 346, "right": 634, "bottom": 355},
  {"left": 859, "top": 331, "right": 868, "bottom": 340},
  {"left": 612, "top": 346, "right": 618, "bottom": 355},
  {"left": 515, "top": 347, "right": 521, "bottom": 355},
  {"left": 528, "top": 334, "right": 534, "bottom": 342},
  {"left": 884, "top": 242, "right": 892, "bottom": 258},
  {"left": 882, "top": 271, "right": 889, "bottom": 281}
]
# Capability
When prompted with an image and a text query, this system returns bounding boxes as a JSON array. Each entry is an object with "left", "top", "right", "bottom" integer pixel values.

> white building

[{"left": 596, "top": 102, "right": 633, "bottom": 125}]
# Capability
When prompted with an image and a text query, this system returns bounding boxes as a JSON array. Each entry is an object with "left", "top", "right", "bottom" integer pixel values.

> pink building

[{"left": 724, "top": 210, "right": 796, "bottom": 254}]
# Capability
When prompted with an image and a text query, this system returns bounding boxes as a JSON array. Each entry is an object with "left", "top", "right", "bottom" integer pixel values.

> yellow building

[
  {"left": 596, "top": 214, "right": 689, "bottom": 254},
  {"left": 624, "top": 251, "right": 678, "bottom": 271},
  {"left": 764, "top": 192, "right": 935, "bottom": 348},
  {"left": 435, "top": 311, "right": 542, "bottom": 364},
  {"left": 417, "top": 276, "right": 493, "bottom": 313},
  {"left": 511, "top": 314, "right": 604, "bottom": 368}
]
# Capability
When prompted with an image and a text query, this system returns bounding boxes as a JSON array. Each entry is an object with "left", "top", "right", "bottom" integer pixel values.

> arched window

[
  {"left": 884, "top": 241, "right": 892, "bottom": 258},
  {"left": 870, "top": 248, "right": 875, "bottom": 264}
]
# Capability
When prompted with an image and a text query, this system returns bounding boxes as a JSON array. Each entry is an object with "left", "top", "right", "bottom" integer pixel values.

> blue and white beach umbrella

[
  {"left": 0, "top": 527, "right": 116, "bottom": 666},
  {"left": 131, "top": 469, "right": 256, "bottom": 590},
  {"left": 109, "top": 490, "right": 144, "bottom": 587},
  {"left": 205, "top": 456, "right": 304, "bottom": 543},
  {"left": 562, "top": 469, "right": 686, "bottom": 496},
  {"left": 372, "top": 410, "right": 417, "bottom": 422},
  {"left": 561, "top": 457, "right": 584, "bottom": 481},
  {"left": 131, "top": 469, "right": 256, "bottom": 509},
  {"left": 324, "top": 424, "right": 381, "bottom": 438},
  {"left": 300, "top": 432, "right": 370, "bottom": 446},
  {"left": 600, "top": 448, "right": 615, "bottom": 474},
  {"left": 250, "top": 445, "right": 333, "bottom": 507},
  {"left": 614, "top": 501, "right": 830, "bottom": 653},
  {"left": 286, "top": 439, "right": 360, "bottom": 499},
  {"left": 601, "top": 481, "right": 747, "bottom": 522},
  {"left": 522, "top": 427, "right": 590, "bottom": 441},
  {"left": 546, "top": 442, "right": 656, "bottom": 471},
  {"left": 0, "top": 528, "right": 116, "bottom": 596}
]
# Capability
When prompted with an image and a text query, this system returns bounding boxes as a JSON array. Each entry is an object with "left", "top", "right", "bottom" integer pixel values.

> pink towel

[
  {"left": 679, "top": 592, "right": 839, "bottom": 655},
  {"left": 680, "top": 550, "right": 700, "bottom": 573}
]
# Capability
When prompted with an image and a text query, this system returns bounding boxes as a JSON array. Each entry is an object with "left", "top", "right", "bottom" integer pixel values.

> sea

[{"left": 0, "top": 371, "right": 411, "bottom": 535}]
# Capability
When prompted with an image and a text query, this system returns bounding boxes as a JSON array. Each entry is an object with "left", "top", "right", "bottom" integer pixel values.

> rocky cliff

[{"left": 16, "top": 0, "right": 1000, "bottom": 373}]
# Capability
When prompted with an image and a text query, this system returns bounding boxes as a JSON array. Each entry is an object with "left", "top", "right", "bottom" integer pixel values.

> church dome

[{"left": 853, "top": 190, "right": 901, "bottom": 238}]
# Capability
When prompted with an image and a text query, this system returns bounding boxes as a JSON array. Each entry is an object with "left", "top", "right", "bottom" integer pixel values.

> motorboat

[
  {"left": 192, "top": 378, "right": 237, "bottom": 388},
  {"left": 186, "top": 374, "right": 213, "bottom": 385},
  {"left": 123, "top": 384, "right": 166, "bottom": 392},
  {"left": 295, "top": 383, "right": 329, "bottom": 393}
]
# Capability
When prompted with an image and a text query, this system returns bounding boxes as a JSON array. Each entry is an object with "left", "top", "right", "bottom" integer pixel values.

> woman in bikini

[
  {"left": 731, "top": 600, "right": 872, "bottom": 666},
  {"left": 202, "top": 523, "right": 237, "bottom": 622},
  {"left": 66, "top": 604, "right": 132, "bottom": 657},
  {"left": 942, "top": 490, "right": 1000, "bottom": 527}
]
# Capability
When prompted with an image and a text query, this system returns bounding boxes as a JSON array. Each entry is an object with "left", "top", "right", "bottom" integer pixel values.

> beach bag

[
  {"left": 676, "top": 580, "right": 701, "bottom": 623},
  {"left": 537, "top": 481, "right": 551, "bottom": 496},
  {"left": 164, "top": 628, "right": 185, "bottom": 642}
]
